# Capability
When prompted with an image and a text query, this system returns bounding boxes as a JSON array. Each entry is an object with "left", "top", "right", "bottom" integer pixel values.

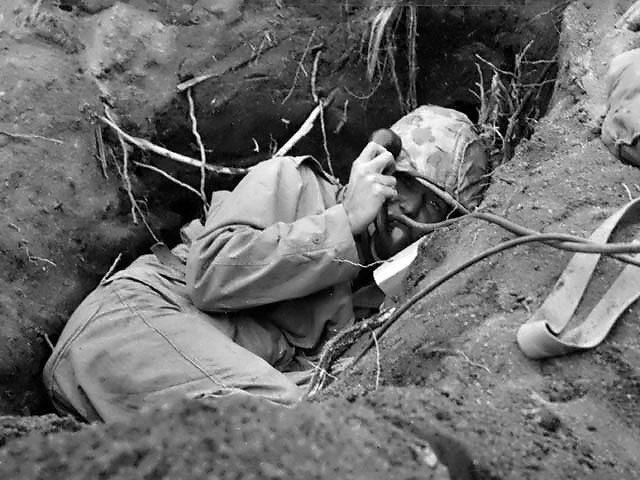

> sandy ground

[{"left": 0, "top": 0, "right": 639, "bottom": 479}]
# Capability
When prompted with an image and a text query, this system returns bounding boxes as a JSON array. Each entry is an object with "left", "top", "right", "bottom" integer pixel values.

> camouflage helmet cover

[{"left": 390, "top": 105, "right": 489, "bottom": 209}]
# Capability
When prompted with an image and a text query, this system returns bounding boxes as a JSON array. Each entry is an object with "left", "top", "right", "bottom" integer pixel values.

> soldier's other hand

[{"left": 342, "top": 142, "right": 397, "bottom": 235}]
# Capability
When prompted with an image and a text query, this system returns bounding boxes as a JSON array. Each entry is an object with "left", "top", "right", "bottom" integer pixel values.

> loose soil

[{"left": 0, "top": 1, "right": 639, "bottom": 479}]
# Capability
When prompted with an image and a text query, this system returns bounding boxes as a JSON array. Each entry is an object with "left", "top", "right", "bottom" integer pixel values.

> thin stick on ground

[
  {"left": 105, "top": 110, "right": 159, "bottom": 242},
  {"left": 304, "top": 307, "right": 395, "bottom": 399},
  {"left": 94, "top": 125, "right": 109, "bottom": 179},
  {"left": 282, "top": 29, "right": 316, "bottom": 105},
  {"left": 100, "top": 253, "right": 123, "bottom": 286},
  {"left": 24, "top": 246, "right": 57, "bottom": 267},
  {"left": 98, "top": 115, "right": 248, "bottom": 176},
  {"left": 176, "top": 35, "right": 285, "bottom": 92},
  {"left": 405, "top": 4, "right": 418, "bottom": 111},
  {"left": 43, "top": 332, "right": 54, "bottom": 351},
  {"left": 0, "top": 130, "right": 64, "bottom": 144},
  {"left": 134, "top": 162, "right": 202, "bottom": 198},
  {"left": 426, "top": 348, "right": 492, "bottom": 374},
  {"left": 502, "top": 56, "right": 556, "bottom": 162},
  {"left": 311, "top": 50, "right": 322, "bottom": 103},
  {"left": 273, "top": 88, "right": 339, "bottom": 157},
  {"left": 370, "top": 328, "right": 381, "bottom": 389},
  {"left": 318, "top": 99, "right": 334, "bottom": 176},
  {"left": 333, "top": 99, "right": 349, "bottom": 134},
  {"left": 367, "top": 5, "right": 399, "bottom": 81},
  {"left": 387, "top": 38, "right": 405, "bottom": 112},
  {"left": 109, "top": 116, "right": 138, "bottom": 224},
  {"left": 187, "top": 88, "right": 210, "bottom": 211}
]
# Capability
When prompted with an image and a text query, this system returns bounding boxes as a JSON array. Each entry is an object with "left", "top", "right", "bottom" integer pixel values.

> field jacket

[{"left": 111, "top": 156, "right": 363, "bottom": 367}]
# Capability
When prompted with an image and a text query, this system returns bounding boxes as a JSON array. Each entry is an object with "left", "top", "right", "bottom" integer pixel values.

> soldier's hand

[{"left": 342, "top": 142, "right": 397, "bottom": 235}]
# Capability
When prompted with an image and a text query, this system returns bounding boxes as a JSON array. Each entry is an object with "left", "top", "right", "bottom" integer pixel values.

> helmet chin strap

[{"left": 367, "top": 222, "right": 383, "bottom": 262}]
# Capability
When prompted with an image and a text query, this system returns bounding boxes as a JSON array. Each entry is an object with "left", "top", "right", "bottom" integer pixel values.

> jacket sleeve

[{"left": 186, "top": 157, "right": 362, "bottom": 312}]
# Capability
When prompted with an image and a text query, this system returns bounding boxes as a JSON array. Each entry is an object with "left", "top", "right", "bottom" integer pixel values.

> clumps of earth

[{"left": 1, "top": 1, "right": 640, "bottom": 479}]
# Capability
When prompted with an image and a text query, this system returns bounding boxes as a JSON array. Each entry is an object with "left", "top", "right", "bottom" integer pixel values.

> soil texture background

[{"left": 0, "top": 1, "right": 639, "bottom": 479}]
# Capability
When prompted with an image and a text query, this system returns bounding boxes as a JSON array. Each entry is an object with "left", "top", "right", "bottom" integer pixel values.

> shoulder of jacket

[{"left": 259, "top": 155, "right": 339, "bottom": 184}]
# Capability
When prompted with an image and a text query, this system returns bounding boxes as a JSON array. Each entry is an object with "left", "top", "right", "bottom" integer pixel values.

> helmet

[{"left": 390, "top": 105, "right": 489, "bottom": 209}]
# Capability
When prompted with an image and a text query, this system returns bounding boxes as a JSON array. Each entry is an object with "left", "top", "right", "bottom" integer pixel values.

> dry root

[
  {"left": 366, "top": 2, "right": 418, "bottom": 113},
  {"left": 474, "top": 41, "right": 557, "bottom": 165},
  {"left": 304, "top": 307, "right": 396, "bottom": 399}
]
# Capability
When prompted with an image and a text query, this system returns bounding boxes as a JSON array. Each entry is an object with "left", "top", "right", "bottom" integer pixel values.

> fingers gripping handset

[{"left": 343, "top": 142, "right": 397, "bottom": 235}]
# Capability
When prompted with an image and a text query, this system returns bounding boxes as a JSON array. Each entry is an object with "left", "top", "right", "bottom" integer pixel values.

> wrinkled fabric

[
  {"left": 44, "top": 272, "right": 302, "bottom": 422},
  {"left": 186, "top": 155, "right": 361, "bottom": 348},
  {"left": 602, "top": 48, "right": 640, "bottom": 167},
  {"left": 44, "top": 156, "right": 362, "bottom": 422},
  {"left": 390, "top": 104, "right": 490, "bottom": 209}
]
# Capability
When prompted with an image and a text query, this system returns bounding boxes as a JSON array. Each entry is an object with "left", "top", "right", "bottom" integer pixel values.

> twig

[
  {"left": 94, "top": 125, "right": 109, "bottom": 179},
  {"left": 43, "top": 332, "right": 54, "bottom": 351},
  {"left": 367, "top": 5, "right": 399, "bottom": 80},
  {"left": 111, "top": 117, "right": 139, "bottom": 224},
  {"left": 318, "top": 99, "right": 334, "bottom": 176},
  {"left": 98, "top": 115, "right": 248, "bottom": 176},
  {"left": 333, "top": 99, "right": 349, "bottom": 134},
  {"left": 0, "top": 130, "right": 64, "bottom": 145},
  {"left": 456, "top": 350, "right": 491, "bottom": 374},
  {"left": 345, "top": 34, "right": 391, "bottom": 102},
  {"left": 405, "top": 4, "right": 418, "bottom": 111},
  {"left": 99, "top": 252, "right": 122, "bottom": 286},
  {"left": 502, "top": 57, "right": 556, "bottom": 162},
  {"left": 332, "top": 257, "right": 386, "bottom": 268},
  {"left": 176, "top": 33, "right": 284, "bottom": 92},
  {"left": 273, "top": 88, "right": 339, "bottom": 157},
  {"left": 187, "top": 88, "right": 210, "bottom": 211},
  {"left": 527, "top": 0, "right": 571, "bottom": 25},
  {"left": 475, "top": 54, "right": 513, "bottom": 77},
  {"left": 282, "top": 29, "right": 316, "bottom": 105},
  {"left": 622, "top": 183, "right": 634, "bottom": 201},
  {"left": 311, "top": 50, "right": 322, "bottom": 103},
  {"left": 424, "top": 348, "right": 492, "bottom": 374},
  {"left": 370, "top": 328, "right": 381, "bottom": 389},
  {"left": 387, "top": 38, "right": 405, "bottom": 111},
  {"left": 24, "top": 246, "right": 57, "bottom": 267},
  {"left": 304, "top": 359, "right": 338, "bottom": 381},
  {"left": 304, "top": 307, "right": 395, "bottom": 399},
  {"left": 134, "top": 162, "right": 202, "bottom": 200},
  {"left": 105, "top": 110, "right": 159, "bottom": 242}
]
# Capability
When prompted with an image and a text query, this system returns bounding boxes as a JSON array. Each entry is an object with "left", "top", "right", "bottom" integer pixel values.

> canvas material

[
  {"left": 602, "top": 48, "right": 640, "bottom": 167},
  {"left": 390, "top": 104, "right": 490, "bottom": 209},
  {"left": 42, "top": 262, "right": 304, "bottom": 423}
]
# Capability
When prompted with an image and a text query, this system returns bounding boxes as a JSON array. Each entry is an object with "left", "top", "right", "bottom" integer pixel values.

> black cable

[
  {"left": 392, "top": 212, "right": 640, "bottom": 267},
  {"left": 351, "top": 232, "right": 639, "bottom": 366}
]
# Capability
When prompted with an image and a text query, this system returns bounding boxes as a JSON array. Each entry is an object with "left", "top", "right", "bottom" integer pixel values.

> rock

[
  {"left": 192, "top": 0, "right": 244, "bottom": 24},
  {"left": 537, "top": 407, "right": 562, "bottom": 433},
  {"left": 78, "top": 0, "right": 118, "bottom": 14},
  {"left": 86, "top": 3, "right": 176, "bottom": 78},
  {"left": 84, "top": 2, "right": 178, "bottom": 123}
]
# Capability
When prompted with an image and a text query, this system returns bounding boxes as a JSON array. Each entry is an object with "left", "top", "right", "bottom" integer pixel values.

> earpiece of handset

[{"left": 369, "top": 128, "right": 402, "bottom": 160}]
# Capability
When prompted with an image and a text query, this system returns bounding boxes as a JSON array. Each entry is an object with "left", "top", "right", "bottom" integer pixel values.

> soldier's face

[{"left": 372, "top": 174, "right": 448, "bottom": 259}]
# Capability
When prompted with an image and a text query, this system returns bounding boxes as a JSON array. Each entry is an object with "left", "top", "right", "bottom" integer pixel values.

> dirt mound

[
  {"left": 1, "top": 0, "right": 640, "bottom": 479},
  {"left": 0, "top": 397, "right": 474, "bottom": 479}
]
